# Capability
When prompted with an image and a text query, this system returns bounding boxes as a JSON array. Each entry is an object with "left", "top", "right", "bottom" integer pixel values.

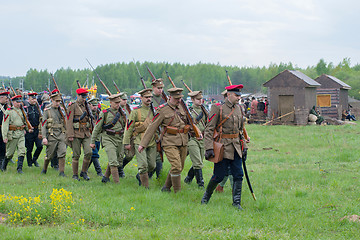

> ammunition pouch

[
  {"left": 166, "top": 125, "right": 190, "bottom": 135},
  {"left": 9, "top": 125, "right": 25, "bottom": 131}
]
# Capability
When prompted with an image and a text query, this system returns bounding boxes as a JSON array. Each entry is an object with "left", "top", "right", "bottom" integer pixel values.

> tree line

[{"left": 1, "top": 58, "right": 360, "bottom": 99}]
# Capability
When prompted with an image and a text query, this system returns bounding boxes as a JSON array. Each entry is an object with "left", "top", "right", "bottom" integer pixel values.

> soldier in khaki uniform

[
  {"left": 119, "top": 92, "right": 133, "bottom": 177},
  {"left": 201, "top": 84, "right": 248, "bottom": 210},
  {"left": 1, "top": 95, "right": 31, "bottom": 173},
  {"left": 66, "top": 88, "right": 92, "bottom": 181},
  {"left": 90, "top": 93, "right": 126, "bottom": 184},
  {"left": 123, "top": 88, "right": 156, "bottom": 188},
  {"left": 139, "top": 88, "right": 201, "bottom": 193},
  {"left": 41, "top": 92, "right": 67, "bottom": 176},
  {"left": 0, "top": 90, "right": 10, "bottom": 171},
  {"left": 184, "top": 91, "right": 207, "bottom": 188}
]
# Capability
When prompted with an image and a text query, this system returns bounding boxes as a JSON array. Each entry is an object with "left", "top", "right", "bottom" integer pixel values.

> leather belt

[
  {"left": 9, "top": 125, "right": 25, "bottom": 131},
  {"left": 221, "top": 133, "right": 239, "bottom": 139}
]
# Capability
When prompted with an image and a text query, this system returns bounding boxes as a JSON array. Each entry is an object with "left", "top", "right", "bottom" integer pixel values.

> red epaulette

[
  {"left": 102, "top": 109, "right": 108, "bottom": 113},
  {"left": 7, "top": 107, "right": 12, "bottom": 110},
  {"left": 133, "top": 106, "right": 139, "bottom": 110},
  {"left": 215, "top": 103, "right": 221, "bottom": 106}
]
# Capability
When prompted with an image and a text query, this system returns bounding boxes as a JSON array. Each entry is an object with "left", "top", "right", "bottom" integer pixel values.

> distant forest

[{"left": 1, "top": 58, "right": 360, "bottom": 99}]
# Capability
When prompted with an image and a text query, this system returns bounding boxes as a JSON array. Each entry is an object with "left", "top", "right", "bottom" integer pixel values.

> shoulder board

[
  {"left": 133, "top": 106, "right": 139, "bottom": 110},
  {"left": 102, "top": 108, "right": 109, "bottom": 113},
  {"left": 7, "top": 107, "right": 13, "bottom": 110},
  {"left": 215, "top": 103, "right": 221, "bottom": 106},
  {"left": 69, "top": 102, "right": 75, "bottom": 106}
]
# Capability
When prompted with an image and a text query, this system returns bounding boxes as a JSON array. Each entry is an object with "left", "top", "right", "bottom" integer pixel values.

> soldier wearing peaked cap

[
  {"left": 41, "top": 92, "right": 67, "bottom": 176},
  {"left": 201, "top": 84, "right": 248, "bottom": 210},
  {"left": 66, "top": 88, "right": 92, "bottom": 181},
  {"left": 0, "top": 90, "right": 10, "bottom": 171},
  {"left": 139, "top": 87, "right": 200, "bottom": 193},
  {"left": 123, "top": 88, "right": 156, "bottom": 188},
  {"left": 90, "top": 93, "right": 126, "bottom": 184}
]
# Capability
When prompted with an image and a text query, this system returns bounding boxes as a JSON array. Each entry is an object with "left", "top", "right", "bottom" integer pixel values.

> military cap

[
  {"left": 11, "top": 95, "right": 23, "bottom": 101},
  {"left": 50, "top": 92, "right": 62, "bottom": 101},
  {"left": 41, "top": 93, "right": 50, "bottom": 101},
  {"left": 221, "top": 90, "right": 227, "bottom": 96},
  {"left": 28, "top": 92, "right": 38, "bottom": 97},
  {"left": 88, "top": 97, "right": 100, "bottom": 105},
  {"left": 225, "top": 84, "right": 243, "bottom": 96},
  {"left": 109, "top": 93, "right": 122, "bottom": 102},
  {"left": 51, "top": 89, "right": 60, "bottom": 94},
  {"left": 76, "top": 88, "right": 89, "bottom": 95},
  {"left": 138, "top": 88, "right": 153, "bottom": 97},
  {"left": 151, "top": 78, "right": 164, "bottom": 88},
  {"left": 168, "top": 87, "right": 184, "bottom": 99},
  {"left": 0, "top": 90, "right": 10, "bottom": 96},
  {"left": 188, "top": 90, "right": 203, "bottom": 99},
  {"left": 120, "top": 92, "right": 128, "bottom": 100}
]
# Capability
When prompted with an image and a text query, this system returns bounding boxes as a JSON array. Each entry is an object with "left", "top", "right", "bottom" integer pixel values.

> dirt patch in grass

[
  {"left": 0, "top": 213, "right": 7, "bottom": 224},
  {"left": 340, "top": 215, "right": 360, "bottom": 223}
]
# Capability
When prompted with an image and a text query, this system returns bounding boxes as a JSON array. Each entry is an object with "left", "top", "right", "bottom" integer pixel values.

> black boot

[
  {"left": 136, "top": 173, "right": 141, "bottom": 186},
  {"left": 72, "top": 175, "right": 80, "bottom": 181},
  {"left": 26, "top": 151, "right": 33, "bottom": 167},
  {"left": 0, "top": 157, "right": 4, "bottom": 171},
  {"left": 101, "top": 176, "right": 110, "bottom": 183},
  {"left": 2, "top": 158, "right": 10, "bottom": 171},
  {"left": 194, "top": 168, "right": 205, "bottom": 188},
  {"left": 80, "top": 171, "right": 90, "bottom": 181},
  {"left": 184, "top": 167, "right": 195, "bottom": 184},
  {"left": 92, "top": 158, "right": 103, "bottom": 176},
  {"left": 155, "top": 161, "right": 163, "bottom": 179},
  {"left": 232, "top": 180, "right": 243, "bottom": 210},
  {"left": 118, "top": 166, "right": 125, "bottom": 178},
  {"left": 17, "top": 156, "right": 25, "bottom": 174},
  {"left": 201, "top": 179, "right": 218, "bottom": 204},
  {"left": 122, "top": 157, "right": 131, "bottom": 168}
]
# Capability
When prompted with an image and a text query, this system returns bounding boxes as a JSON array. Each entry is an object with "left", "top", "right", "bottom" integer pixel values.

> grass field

[{"left": 1, "top": 123, "right": 360, "bottom": 239}]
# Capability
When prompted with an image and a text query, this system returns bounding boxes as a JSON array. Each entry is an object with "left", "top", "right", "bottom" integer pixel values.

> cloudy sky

[{"left": 1, "top": 0, "right": 359, "bottom": 77}]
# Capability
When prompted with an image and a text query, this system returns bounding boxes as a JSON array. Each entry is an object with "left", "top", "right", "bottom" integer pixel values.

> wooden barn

[
  {"left": 314, "top": 74, "right": 351, "bottom": 119},
  {"left": 263, "top": 70, "right": 320, "bottom": 125}
]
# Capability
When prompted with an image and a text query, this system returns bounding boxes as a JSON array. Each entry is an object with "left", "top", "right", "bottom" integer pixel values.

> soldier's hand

[
  {"left": 205, "top": 149, "right": 215, "bottom": 160},
  {"left": 29, "top": 128, "right": 34, "bottom": 133},
  {"left": 90, "top": 143, "right": 96, "bottom": 149},
  {"left": 125, "top": 144, "right": 131, "bottom": 150},
  {"left": 138, "top": 145, "right": 145, "bottom": 153},
  {"left": 42, "top": 138, "right": 48, "bottom": 145},
  {"left": 68, "top": 137, "right": 74, "bottom": 142},
  {"left": 196, "top": 133, "right": 203, "bottom": 141},
  {"left": 3, "top": 138, "right": 8, "bottom": 144}
]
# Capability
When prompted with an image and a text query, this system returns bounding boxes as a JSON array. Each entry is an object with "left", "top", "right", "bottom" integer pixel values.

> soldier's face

[
  {"left": 152, "top": 86, "right": 163, "bottom": 96},
  {"left": 53, "top": 100, "right": 61, "bottom": 108},
  {"left": 110, "top": 101, "right": 120, "bottom": 109},
  {"left": 192, "top": 98, "right": 202, "bottom": 106},
  {"left": 29, "top": 96, "right": 37, "bottom": 105},
  {"left": 228, "top": 92, "right": 241, "bottom": 104},
  {"left": 169, "top": 96, "right": 181, "bottom": 106},
  {"left": 141, "top": 96, "right": 152, "bottom": 106},
  {"left": 0, "top": 95, "right": 7, "bottom": 104},
  {"left": 120, "top": 98, "right": 127, "bottom": 107},
  {"left": 13, "top": 100, "right": 21, "bottom": 108}
]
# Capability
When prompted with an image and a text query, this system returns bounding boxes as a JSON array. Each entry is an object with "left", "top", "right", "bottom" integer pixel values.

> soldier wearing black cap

[
  {"left": 201, "top": 84, "right": 248, "bottom": 210},
  {"left": 0, "top": 89, "right": 10, "bottom": 171},
  {"left": 25, "top": 92, "right": 43, "bottom": 167}
]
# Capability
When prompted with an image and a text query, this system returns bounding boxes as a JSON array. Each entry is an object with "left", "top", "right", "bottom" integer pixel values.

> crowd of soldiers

[{"left": 0, "top": 77, "right": 249, "bottom": 210}]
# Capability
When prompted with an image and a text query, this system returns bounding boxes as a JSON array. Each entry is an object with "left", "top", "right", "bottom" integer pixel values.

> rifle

[
  {"left": 225, "top": 69, "right": 249, "bottom": 141},
  {"left": 146, "top": 65, "right": 168, "bottom": 102},
  {"left": 50, "top": 73, "right": 68, "bottom": 116},
  {"left": 134, "top": 61, "right": 164, "bottom": 162},
  {"left": 180, "top": 79, "right": 209, "bottom": 121},
  {"left": 165, "top": 71, "right": 201, "bottom": 138},
  {"left": 113, "top": 80, "right": 131, "bottom": 114},
  {"left": 86, "top": 59, "right": 127, "bottom": 118},
  {"left": 76, "top": 80, "right": 94, "bottom": 131},
  {"left": 9, "top": 85, "right": 33, "bottom": 131}
]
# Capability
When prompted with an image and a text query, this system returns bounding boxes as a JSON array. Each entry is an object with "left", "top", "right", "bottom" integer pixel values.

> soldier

[
  {"left": 201, "top": 84, "right": 248, "bottom": 210},
  {"left": 25, "top": 92, "right": 43, "bottom": 167},
  {"left": 90, "top": 93, "right": 126, "bottom": 184},
  {"left": 183, "top": 90, "right": 207, "bottom": 188},
  {"left": 119, "top": 92, "right": 133, "bottom": 177},
  {"left": 0, "top": 89, "right": 10, "bottom": 171},
  {"left": 1, "top": 95, "right": 31, "bottom": 173},
  {"left": 66, "top": 88, "right": 92, "bottom": 181},
  {"left": 123, "top": 88, "right": 156, "bottom": 188},
  {"left": 41, "top": 92, "right": 67, "bottom": 176},
  {"left": 149, "top": 78, "right": 166, "bottom": 178},
  {"left": 87, "top": 97, "right": 103, "bottom": 177},
  {"left": 139, "top": 88, "right": 201, "bottom": 193}
]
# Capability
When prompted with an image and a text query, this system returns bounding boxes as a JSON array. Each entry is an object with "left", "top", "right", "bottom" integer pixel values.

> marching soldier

[
  {"left": 119, "top": 92, "right": 133, "bottom": 177},
  {"left": 184, "top": 90, "right": 207, "bottom": 188},
  {"left": 25, "top": 92, "right": 43, "bottom": 167},
  {"left": 41, "top": 92, "right": 67, "bottom": 176},
  {"left": 149, "top": 78, "right": 166, "bottom": 178},
  {"left": 90, "top": 93, "right": 126, "bottom": 184},
  {"left": 123, "top": 88, "right": 156, "bottom": 188},
  {"left": 0, "top": 89, "right": 10, "bottom": 171},
  {"left": 1, "top": 95, "right": 31, "bottom": 173},
  {"left": 139, "top": 88, "right": 200, "bottom": 193},
  {"left": 87, "top": 97, "right": 103, "bottom": 177},
  {"left": 66, "top": 88, "right": 92, "bottom": 181},
  {"left": 201, "top": 84, "right": 248, "bottom": 210}
]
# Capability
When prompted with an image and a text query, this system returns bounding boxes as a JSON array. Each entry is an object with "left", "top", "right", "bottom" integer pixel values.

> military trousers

[
  {"left": 71, "top": 137, "right": 92, "bottom": 160},
  {"left": 6, "top": 136, "right": 26, "bottom": 159},
  {"left": 25, "top": 129, "right": 43, "bottom": 162},
  {"left": 0, "top": 135, "right": 5, "bottom": 158},
  {"left": 187, "top": 138, "right": 204, "bottom": 169},
  {"left": 163, "top": 145, "right": 187, "bottom": 176},
  {"left": 210, "top": 151, "right": 244, "bottom": 184},
  {"left": 135, "top": 144, "right": 156, "bottom": 174},
  {"left": 45, "top": 134, "right": 67, "bottom": 160},
  {"left": 101, "top": 134, "right": 124, "bottom": 167}
]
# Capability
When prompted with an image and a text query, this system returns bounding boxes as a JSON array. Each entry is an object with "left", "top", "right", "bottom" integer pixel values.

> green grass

[{"left": 1, "top": 124, "right": 360, "bottom": 239}]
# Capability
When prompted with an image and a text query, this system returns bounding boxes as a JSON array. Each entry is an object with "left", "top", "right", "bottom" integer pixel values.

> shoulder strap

[
  {"left": 137, "top": 108, "right": 141, "bottom": 122},
  {"left": 216, "top": 105, "right": 235, "bottom": 130}
]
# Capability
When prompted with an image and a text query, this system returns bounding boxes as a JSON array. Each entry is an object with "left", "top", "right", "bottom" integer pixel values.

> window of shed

[{"left": 317, "top": 94, "right": 331, "bottom": 107}]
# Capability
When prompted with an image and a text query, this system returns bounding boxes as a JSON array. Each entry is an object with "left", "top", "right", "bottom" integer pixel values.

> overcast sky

[{"left": 1, "top": 0, "right": 359, "bottom": 77}]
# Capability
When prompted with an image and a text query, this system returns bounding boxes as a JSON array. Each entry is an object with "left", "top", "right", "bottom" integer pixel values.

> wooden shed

[
  {"left": 263, "top": 70, "right": 320, "bottom": 125},
  {"left": 314, "top": 74, "right": 351, "bottom": 119}
]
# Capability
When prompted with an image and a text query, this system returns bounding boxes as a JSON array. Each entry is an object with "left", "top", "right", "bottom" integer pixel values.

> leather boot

[
  {"left": 232, "top": 180, "right": 243, "bottom": 210},
  {"left": 161, "top": 173, "right": 172, "bottom": 192},
  {"left": 155, "top": 161, "right": 163, "bottom": 179},
  {"left": 81, "top": 157, "right": 91, "bottom": 180},
  {"left": 41, "top": 158, "right": 50, "bottom": 174},
  {"left": 2, "top": 158, "right": 10, "bottom": 171},
  {"left": 0, "top": 157, "right": 4, "bottom": 171},
  {"left": 194, "top": 168, "right": 205, "bottom": 188},
  {"left": 136, "top": 173, "right": 141, "bottom": 186},
  {"left": 171, "top": 175, "right": 182, "bottom": 193},
  {"left": 91, "top": 158, "right": 103, "bottom": 176},
  {"left": 32, "top": 146, "right": 42, "bottom": 167},
  {"left": 26, "top": 151, "right": 33, "bottom": 167},
  {"left": 140, "top": 172, "right": 149, "bottom": 188},
  {"left": 184, "top": 167, "right": 194, "bottom": 184},
  {"left": 101, "top": 164, "right": 111, "bottom": 183},
  {"left": 201, "top": 179, "right": 218, "bottom": 204},
  {"left": 58, "top": 158, "right": 66, "bottom": 177},
  {"left": 110, "top": 166, "right": 120, "bottom": 183},
  {"left": 72, "top": 159, "right": 80, "bottom": 181},
  {"left": 122, "top": 157, "right": 131, "bottom": 168},
  {"left": 51, "top": 156, "right": 59, "bottom": 170},
  {"left": 118, "top": 166, "right": 125, "bottom": 178},
  {"left": 17, "top": 156, "right": 25, "bottom": 174}
]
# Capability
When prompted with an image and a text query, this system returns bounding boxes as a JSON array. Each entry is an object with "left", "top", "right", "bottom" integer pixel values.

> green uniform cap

[{"left": 168, "top": 87, "right": 184, "bottom": 99}]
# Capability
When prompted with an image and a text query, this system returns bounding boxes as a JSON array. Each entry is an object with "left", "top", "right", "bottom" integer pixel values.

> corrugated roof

[
  {"left": 289, "top": 70, "right": 321, "bottom": 87},
  {"left": 326, "top": 75, "right": 351, "bottom": 89}
]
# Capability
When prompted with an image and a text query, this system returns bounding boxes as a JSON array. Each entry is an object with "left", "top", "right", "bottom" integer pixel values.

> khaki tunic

[
  {"left": 121, "top": 105, "right": 135, "bottom": 160},
  {"left": 204, "top": 99, "right": 247, "bottom": 160},
  {"left": 66, "top": 100, "right": 91, "bottom": 139},
  {"left": 152, "top": 94, "right": 166, "bottom": 109},
  {"left": 188, "top": 105, "right": 206, "bottom": 169}
]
